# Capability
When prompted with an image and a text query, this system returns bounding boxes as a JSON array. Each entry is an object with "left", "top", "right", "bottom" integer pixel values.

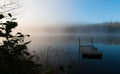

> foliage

[{"left": 0, "top": 13, "right": 41, "bottom": 74}]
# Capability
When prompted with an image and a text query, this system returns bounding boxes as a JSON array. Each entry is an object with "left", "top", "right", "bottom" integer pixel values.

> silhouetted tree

[{"left": 0, "top": 13, "right": 41, "bottom": 74}]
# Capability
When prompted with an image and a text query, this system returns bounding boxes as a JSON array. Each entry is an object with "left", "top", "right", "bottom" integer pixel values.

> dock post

[
  {"left": 79, "top": 38, "right": 80, "bottom": 52},
  {"left": 91, "top": 38, "right": 93, "bottom": 46}
]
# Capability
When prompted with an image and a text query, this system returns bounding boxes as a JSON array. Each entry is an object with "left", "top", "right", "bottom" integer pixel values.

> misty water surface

[{"left": 27, "top": 33, "right": 120, "bottom": 74}]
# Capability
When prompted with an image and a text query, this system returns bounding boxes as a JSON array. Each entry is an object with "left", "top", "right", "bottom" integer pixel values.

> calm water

[{"left": 28, "top": 33, "right": 120, "bottom": 74}]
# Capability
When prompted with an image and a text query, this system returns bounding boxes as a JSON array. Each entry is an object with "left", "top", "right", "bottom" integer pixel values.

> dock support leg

[
  {"left": 79, "top": 38, "right": 80, "bottom": 52},
  {"left": 91, "top": 38, "right": 93, "bottom": 46}
]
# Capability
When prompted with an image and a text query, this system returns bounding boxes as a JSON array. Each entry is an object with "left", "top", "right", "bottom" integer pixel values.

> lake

[{"left": 27, "top": 33, "right": 120, "bottom": 74}]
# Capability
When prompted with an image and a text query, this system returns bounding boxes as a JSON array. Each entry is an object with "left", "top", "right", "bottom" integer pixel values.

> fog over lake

[{"left": 24, "top": 30, "right": 120, "bottom": 74}]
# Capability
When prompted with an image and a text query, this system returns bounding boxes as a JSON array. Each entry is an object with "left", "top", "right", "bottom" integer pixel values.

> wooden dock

[
  {"left": 79, "top": 38, "right": 102, "bottom": 59},
  {"left": 80, "top": 46, "right": 102, "bottom": 59}
]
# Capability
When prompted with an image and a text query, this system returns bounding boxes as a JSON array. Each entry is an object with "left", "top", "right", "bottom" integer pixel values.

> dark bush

[{"left": 0, "top": 13, "right": 41, "bottom": 74}]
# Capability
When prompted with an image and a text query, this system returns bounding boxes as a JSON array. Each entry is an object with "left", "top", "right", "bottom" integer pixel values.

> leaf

[
  {"left": 23, "top": 51, "right": 30, "bottom": 56},
  {"left": 8, "top": 13, "right": 12, "bottom": 17},
  {"left": 18, "top": 34, "right": 24, "bottom": 37},
  {"left": 0, "top": 14, "right": 4, "bottom": 19},
  {"left": 6, "top": 21, "right": 18, "bottom": 29},
  {"left": 3, "top": 23, "right": 8, "bottom": 25},
  {"left": 16, "top": 32, "right": 22, "bottom": 35},
  {"left": 26, "top": 35, "right": 30, "bottom": 37},
  {"left": 10, "top": 22, "right": 18, "bottom": 28},
  {"left": 24, "top": 41, "right": 31, "bottom": 45},
  {"left": 0, "top": 27, "right": 4, "bottom": 30},
  {"left": 16, "top": 32, "right": 24, "bottom": 37}
]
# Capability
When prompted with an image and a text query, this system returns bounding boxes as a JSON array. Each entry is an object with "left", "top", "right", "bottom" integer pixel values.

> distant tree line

[{"left": 65, "top": 22, "right": 120, "bottom": 33}]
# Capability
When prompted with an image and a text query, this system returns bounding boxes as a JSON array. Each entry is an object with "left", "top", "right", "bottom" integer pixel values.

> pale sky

[
  {"left": 15, "top": 0, "right": 120, "bottom": 28},
  {"left": 17, "top": 0, "right": 83, "bottom": 27}
]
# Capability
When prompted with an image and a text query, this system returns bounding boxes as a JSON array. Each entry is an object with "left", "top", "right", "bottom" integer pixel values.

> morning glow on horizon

[{"left": 18, "top": 0, "right": 120, "bottom": 26}]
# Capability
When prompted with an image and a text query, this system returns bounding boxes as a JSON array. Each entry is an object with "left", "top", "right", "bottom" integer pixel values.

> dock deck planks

[{"left": 80, "top": 46, "right": 102, "bottom": 59}]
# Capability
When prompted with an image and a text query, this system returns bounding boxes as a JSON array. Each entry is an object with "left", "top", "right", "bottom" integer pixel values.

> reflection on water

[{"left": 28, "top": 33, "right": 120, "bottom": 74}]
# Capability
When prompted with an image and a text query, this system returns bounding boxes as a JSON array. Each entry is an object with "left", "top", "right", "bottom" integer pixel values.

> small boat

[{"left": 80, "top": 46, "right": 102, "bottom": 59}]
